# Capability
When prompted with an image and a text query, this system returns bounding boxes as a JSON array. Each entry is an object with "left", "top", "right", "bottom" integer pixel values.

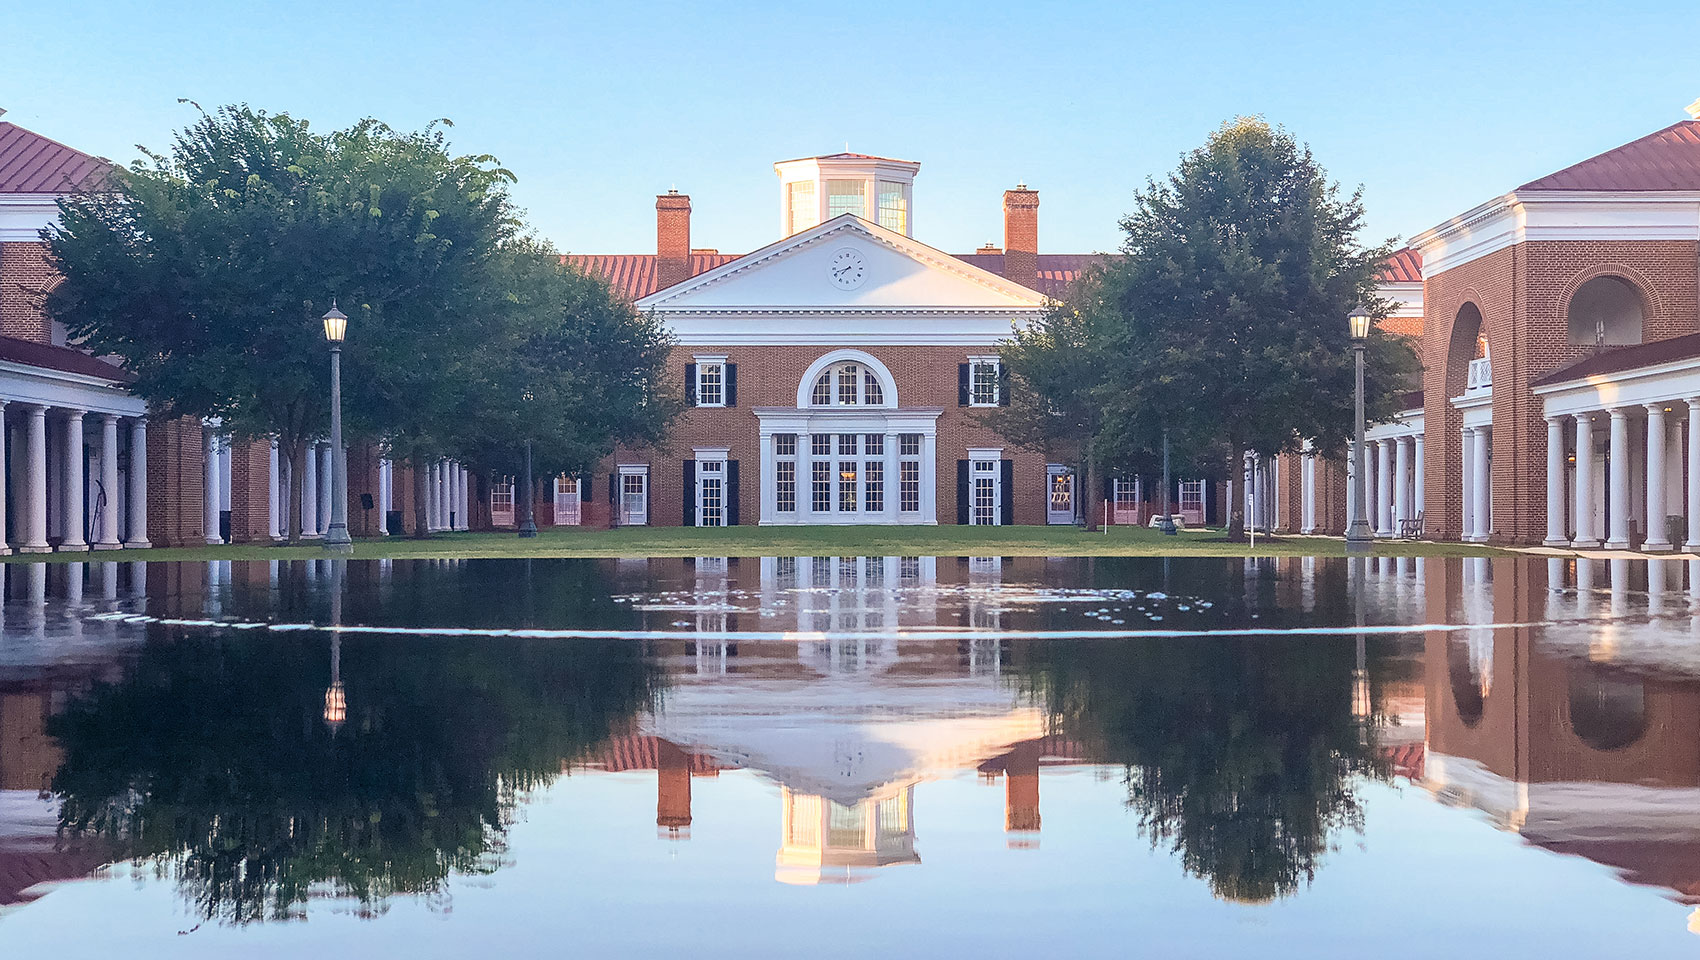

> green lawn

[{"left": 4, "top": 524, "right": 1511, "bottom": 563}]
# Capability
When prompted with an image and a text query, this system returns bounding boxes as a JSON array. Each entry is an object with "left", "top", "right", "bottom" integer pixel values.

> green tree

[
  {"left": 447, "top": 240, "right": 682, "bottom": 515},
  {"left": 45, "top": 105, "right": 517, "bottom": 542}
]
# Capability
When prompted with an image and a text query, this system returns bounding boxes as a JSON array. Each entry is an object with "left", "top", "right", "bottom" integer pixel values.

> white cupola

[{"left": 773, "top": 152, "right": 920, "bottom": 238}]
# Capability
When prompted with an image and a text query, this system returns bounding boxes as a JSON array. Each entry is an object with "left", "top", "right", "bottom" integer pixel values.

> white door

[
  {"left": 554, "top": 476, "right": 581, "bottom": 526},
  {"left": 696, "top": 459, "right": 725, "bottom": 526},
  {"left": 1046, "top": 465, "right": 1075, "bottom": 525},
  {"left": 1112, "top": 478, "right": 1141, "bottom": 525},
  {"left": 619, "top": 470, "right": 648, "bottom": 526},
  {"left": 970, "top": 458, "right": 1001, "bottom": 525},
  {"left": 491, "top": 477, "right": 515, "bottom": 527}
]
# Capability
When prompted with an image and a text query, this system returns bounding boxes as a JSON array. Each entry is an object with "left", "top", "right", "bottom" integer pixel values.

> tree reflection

[
  {"left": 47, "top": 631, "right": 660, "bottom": 923},
  {"left": 1014, "top": 637, "right": 1388, "bottom": 902}
]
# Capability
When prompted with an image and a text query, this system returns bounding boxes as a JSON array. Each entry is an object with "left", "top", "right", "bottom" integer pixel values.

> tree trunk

[
  {"left": 1082, "top": 457, "right": 1099, "bottom": 532},
  {"left": 1226, "top": 451, "right": 1247, "bottom": 542},
  {"left": 287, "top": 439, "right": 308, "bottom": 545},
  {"left": 410, "top": 452, "right": 432, "bottom": 539}
]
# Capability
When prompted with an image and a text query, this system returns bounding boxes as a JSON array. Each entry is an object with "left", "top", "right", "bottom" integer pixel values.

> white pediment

[{"left": 636, "top": 215, "right": 1046, "bottom": 313}]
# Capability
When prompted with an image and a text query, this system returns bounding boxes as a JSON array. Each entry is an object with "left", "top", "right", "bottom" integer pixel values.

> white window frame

[
  {"left": 694, "top": 354, "right": 727, "bottom": 408},
  {"left": 618, "top": 465, "right": 649, "bottom": 527},
  {"left": 554, "top": 475, "right": 581, "bottom": 526},
  {"left": 491, "top": 476, "right": 516, "bottom": 527},
  {"left": 967, "top": 447, "right": 1004, "bottom": 526},
  {"left": 968, "top": 357, "right": 1001, "bottom": 407}
]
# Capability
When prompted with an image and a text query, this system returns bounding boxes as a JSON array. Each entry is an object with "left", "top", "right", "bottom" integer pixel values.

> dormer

[{"left": 774, "top": 152, "right": 920, "bottom": 238}]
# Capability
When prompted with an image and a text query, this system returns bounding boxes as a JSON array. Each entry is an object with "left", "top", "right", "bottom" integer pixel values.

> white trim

[
  {"left": 0, "top": 360, "right": 144, "bottom": 417},
  {"left": 691, "top": 446, "right": 730, "bottom": 460},
  {"left": 1365, "top": 411, "right": 1425, "bottom": 442},
  {"left": 966, "top": 447, "right": 1005, "bottom": 459},
  {"left": 1535, "top": 359, "right": 1700, "bottom": 418},
  {"left": 1412, "top": 190, "right": 1700, "bottom": 278},
  {"left": 0, "top": 195, "right": 62, "bottom": 242}
]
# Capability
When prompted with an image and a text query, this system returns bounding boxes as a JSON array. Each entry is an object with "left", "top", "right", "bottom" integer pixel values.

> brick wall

[
  {"left": 146, "top": 417, "right": 205, "bottom": 547},
  {"left": 605, "top": 345, "right": 1054, "bottom": 527},
  {"left": 227, "top": 438, "right": 274, "bottom": 543},
  {"left": 1002, "top": 188, "right": 1039, "bottom": 290},
  {"left": 1422, "top": 239, "right": 1700, "bottom": 544},
  {"left": 656, "top": 193, "right": 692, "bottom": 291},
  {"left": 0, "top": 241, "right": 54, "bottom": 343}
]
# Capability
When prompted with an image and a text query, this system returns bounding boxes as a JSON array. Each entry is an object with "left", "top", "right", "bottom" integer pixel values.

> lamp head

[
  {"left": 322, "top": 301, "right": 349, "bottom": 343},
  {"left": 1348, "top": 310, "right": 1371, "bottom": 341}
]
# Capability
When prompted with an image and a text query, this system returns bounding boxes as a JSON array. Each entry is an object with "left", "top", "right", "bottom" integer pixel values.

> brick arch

[
  {"left": 1557, "top": 262, "right": 1666, "bottom": 322},
  {"left": 1442, "top": 297, "right": 1487, "bottom": 398}
]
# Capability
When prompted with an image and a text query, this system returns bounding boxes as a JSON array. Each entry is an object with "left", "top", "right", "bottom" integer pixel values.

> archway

[
  {"left": 1567, "top": 669, "right": 1648, "bottom": 751},
  {"left": 1567, "top": 275, "right": 1644, "bottom": 346},
  {"left": 1445, "top": 302, "right": 1486, "bottom": 396}
]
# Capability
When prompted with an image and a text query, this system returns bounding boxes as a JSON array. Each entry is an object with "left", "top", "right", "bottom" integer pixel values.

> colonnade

[
  {"left": 425, "top": 458, "right": 471, "bottom": 532},
  {"left": 1545, "top": 401, "right": 1698, "bottom": 552},
  {"left": 0, "top": 404, "right": 149, "bottom": 554},
  {"left": 1295, "top": 432, "right": 1426, "bottom": 536}
]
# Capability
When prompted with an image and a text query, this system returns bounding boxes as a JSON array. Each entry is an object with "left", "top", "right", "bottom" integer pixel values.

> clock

[{"left": 828, "top": 248, "right": 866, "bottom": 290}]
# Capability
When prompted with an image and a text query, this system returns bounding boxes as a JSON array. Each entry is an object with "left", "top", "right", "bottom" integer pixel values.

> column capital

[
  {"left": 1545, "top": 414, "right": 1565, "bottom": 426},
  {"left": 1608, "top": 406, "right": 1631, "bottom": 419},
  {"left": 1646, "top": 401, "right": 1671, "bottom": 414},
  {"left": 23, "top": 403, "right": 47, "bottom": 417},
  {"left": 98, "top": 411, "right": 121, "bottom": 424},
  {"left": 1686, "top": 397, "right": 1700, "bottom": 409},
  {"left": 57, "top": 407, "right": 87, "bottom": 418}
]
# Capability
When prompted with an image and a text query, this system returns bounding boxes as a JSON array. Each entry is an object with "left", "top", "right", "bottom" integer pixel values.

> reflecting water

[{"left": 3, "top": 555, "right": 1700, "bottom": 956}]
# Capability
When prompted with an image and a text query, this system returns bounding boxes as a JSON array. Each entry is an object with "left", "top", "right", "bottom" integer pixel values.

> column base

[
  {"left": 205, "top": 537, "right": 224, "bottom": 546},
  {"left": 1571, "top": 539, "right": 1602, "bottom": 550},
  {"left": 1603, "top": 540, "right": 1631, "bottom": 551},
  {"left": 123, "top": 540, "right": 152, "bottom": 550},
  {"left": 56, "top": 542, "right": 88, "bottom": 552},
  {"left": 92, "top": 541, "right": 124, "bottom": 551},
  {"left": 1644, "top": 540, "right": 1675, "bottom": 552},
  {"left": 1543, "top": 538, "right": 1572, "bottom": 548},
  {"left": 17, "top": 545, "right": 51, "bottom": 554},
  {"left": 300, "top": 533, "right": 323, "bottom": 541}
]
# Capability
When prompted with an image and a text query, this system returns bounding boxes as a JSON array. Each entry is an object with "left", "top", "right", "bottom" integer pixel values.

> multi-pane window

[
  {"left": 863, "top": 434, "right": 884, "bottom": 456},
  {"left": 865, "top": 461, "right": 885, "bottom": 512},
  {"left": 876, "top": 180, "right": 907, "bottom": 233},
  {"left": 974, "top": 470, "right": 998, "bottom": 525},
  {"left": 789, "top": 180, "right": 818, "bottom": 235},
  {"left": 837, "top": 364, "right": 859, "bottom": 405},
  {"left": 696, "top": 361, "right": 724, "bottom": 406},
  {"left": 812, "top": 461, "right": 832, "bottom": 512},
  {"left": 838, "top": 433, "right": 857, "bottom": 456},
  {"left": 775, "top": 433, "right": 797, "bottom": 513},
  {"left": 970, "top": 359, "right": 1001, "bottom": 406},
  {"left": 698, "top": 459, "right": 724, "bottom": 526},
  {"left": 826, "top": 179, "right": 866, "bottom": 219},
  {"left": 839, "top": 462, "right": 858, "bottom": 511},
  {"left": 811, "top": 361, "right": 887, "bottom": 407},
  {"left": 620, "top": 471, "right": 648, "bottom": 526},
  {"left": 899, "top": 433, "right": 922, "bottom": 513},
  {"left": 812, "top": 433, "right": 832, "bottom": 457}
]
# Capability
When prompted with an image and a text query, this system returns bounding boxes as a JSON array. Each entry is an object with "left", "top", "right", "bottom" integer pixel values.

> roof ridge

[{"left": 1518, "top": 119, "right": 1700, "bottom": 192}]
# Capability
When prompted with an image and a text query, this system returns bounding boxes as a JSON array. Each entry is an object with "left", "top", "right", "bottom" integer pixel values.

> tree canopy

[{"left": 997, "top": 117, "right": 1419, "bottom": 537}]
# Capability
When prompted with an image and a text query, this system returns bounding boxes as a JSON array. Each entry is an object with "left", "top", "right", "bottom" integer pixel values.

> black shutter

[
  {"left": 608, "top": 473, "right": 618, "bottom": 528},
  {"left": 727, "top": 460, "right": 740, "bottom": 525},
  {"left": 1102, "top": 476, "right": 1114, "bottom": 503},
  {"left": 726, "top": 364, "right": 738, "bottom": 407},
  {"left": 683, "top": 460, "right": 696, "bottom": 526},
  {"left": 958, "top": 364, "right": 970, "bottom": 406},
  {"left": 999, "top": 459, "right": 1015, "bottom": 526},
  {"left": 997, "top": 364, "right": 1010, "bottom": 406},
  {"left": 580, "top": 473, "right": 593, "bottom": 501},
  {"left": 644, "top": 472, "right": 652, "bottom": 525},
  {"left": 956, "top": 459, "right": 970, "bottom": 524},
  {"left": 685, "top": 363, "right": 698, "bottom": 406}
]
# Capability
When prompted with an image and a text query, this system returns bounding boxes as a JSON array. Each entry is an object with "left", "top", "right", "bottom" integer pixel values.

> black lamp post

[
  {"left": 322, "top": 303, "right": 353, "bottom": 554},
  {"left": 1159, "top": 429, "right": 1176, "bottom": 536},
  {"left": 1345, "top": 309, "right": 1374, "bottom": 555},
  {"left": 518, "top": 390, "right": 538, "bottom": 538}
]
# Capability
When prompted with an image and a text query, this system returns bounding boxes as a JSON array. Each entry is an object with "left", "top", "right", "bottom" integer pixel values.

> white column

[
  {"left": 1646, "top": 403, "right": 1672, "bottom": 551},
  {"left": 378, "top": 458, "right": 392, "bottom": 535},
  {"left": 126, "top": 418, "right": 150, "bottom": 548},
  {"left": 94, "top": 415, "right": 121, "bottom": 549},
  {"left": 300, "top": 444, "right": 319, "bottom": 538},
  {"left": 202, "top": 424, "right": 222, "bottom": 545},
  {"left": 1544, "top": 416, "right": 1568, "bottom": 546},
  {"left": 461, "top": 465, "right": 471, "bottom": 529},
  {"left": 1605, "top": 407, "right": 1631, "bottom": 550},
  {"left": 758, "top": 434, "right": 775, "bottom": 523},
  {"left": 884, "top": 432, "right": 900, "bottom": 522},
  {"left": 922, "top": 432, "right": 939, "bottom": 524},
  {"left": 1413, "top": 435, "right": 1426, "bottom": 519},
  {"left": 58, "top": 411, "right": 87, "bottom": 551},
  {"left": 1300, "top": 450, "right": 1315, "bottom": 534},
  {"left": 20, "top": 405, "right": 49, "bottom": 553},
  {"left": 1376, "top": 440, "right": 1393, "bottom": 536},
  {"left": 454, "top": 462, "right": 468, "bottom": 530},
  {"left": 1394, "top": 437, "right": 1411, "bottom": 530},
  {"left": 266, "top": 440, "right": 281, "bottom": 540},
  {"left": 317, "top": 443, "right": 333, "bottom": 535},
  {"left": 1688, "top": 399, "right": 1700, "bottom": 552},
  {"left": 427, "top": 460, "right": 441, "bottom": 531},
  {"left": 1459, "top": 427, "right": 1473, "bottom": 540},
  {"left": 1574, "top": 414, "right": 1599, "bottom": 548},
  {"left": 1471, "top": 426, "right": 1491, "bottom": 540},
  {"left": 0, "top": 402, "right": 10, "bottom": 555}
]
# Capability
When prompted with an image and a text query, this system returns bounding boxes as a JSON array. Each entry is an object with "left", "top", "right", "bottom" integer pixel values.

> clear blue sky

[{"left": 4, "top": 0, "right": 1696, "bottom": 256}]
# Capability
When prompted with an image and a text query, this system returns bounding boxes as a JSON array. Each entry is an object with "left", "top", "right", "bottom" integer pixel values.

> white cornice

[{"left": 1413, "top": 190, "right": 1700, "bottom": 279}]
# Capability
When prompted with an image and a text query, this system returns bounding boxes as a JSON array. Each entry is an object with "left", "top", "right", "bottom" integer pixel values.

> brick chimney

[
  {"left": 656, "top": 189, "right": 692, "bottom": 290},
  {"left": 1002, "top": 184, "right": 1039, "bottom": 289}
]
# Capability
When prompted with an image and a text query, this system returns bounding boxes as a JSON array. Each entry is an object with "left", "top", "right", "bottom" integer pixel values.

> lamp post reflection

[{"left": 324, "top": 558, "right": 347, "bottom": 734}]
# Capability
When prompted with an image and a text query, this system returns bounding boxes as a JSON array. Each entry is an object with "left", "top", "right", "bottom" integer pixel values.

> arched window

[
  {"left": 1567, "top": 276, "right": 1644, "bottom": 346},
  {"left": 811, "top": 361, "right": 883, "bottom": 407}
]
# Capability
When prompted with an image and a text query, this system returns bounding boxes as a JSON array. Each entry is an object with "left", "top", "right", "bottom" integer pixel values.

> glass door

[
  {"left": 554, "top": 475, "right": 580, "bottom": 526},
  {"left": 1046, "top": 465, "right": 1074, "bottom": 525},
  {"left": 620, "top": 470, "right": 649, "bottom": 526},
  {"left": 970, "top": 459, "right": 1000, "bottom": 525},
  {"left": 491, "top": 477, "right": 515, "bottom": 527}
]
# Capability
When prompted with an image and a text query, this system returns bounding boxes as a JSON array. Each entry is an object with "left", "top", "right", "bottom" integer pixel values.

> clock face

[{"left": 828, "top": 248, "right": 867, "bottom": 290}]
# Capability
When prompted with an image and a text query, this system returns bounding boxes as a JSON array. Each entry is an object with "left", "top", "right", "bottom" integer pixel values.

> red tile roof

[
  {"left": 1519, "top": 120, "right": 1700, "bottom": 192},
  {"left": 1533, "top": 331, "right": 1700, "bottom": 387},
  {"left": 0, "top": 122, "right": 110, "bottom": 194},
  {"left": 572, "top": 246, "right": 1420, "bottom": 304},
  {"left": 0, "top": 336, "right": 130, "bottom": 382},
  {"left": 1382, "top": 247, "right": 1422, "bottom": 283}
]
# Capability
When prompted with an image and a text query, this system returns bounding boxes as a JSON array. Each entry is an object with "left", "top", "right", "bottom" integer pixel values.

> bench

[{"left": 1397, "top": 512, "right": 1425, "bottom": 539}]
